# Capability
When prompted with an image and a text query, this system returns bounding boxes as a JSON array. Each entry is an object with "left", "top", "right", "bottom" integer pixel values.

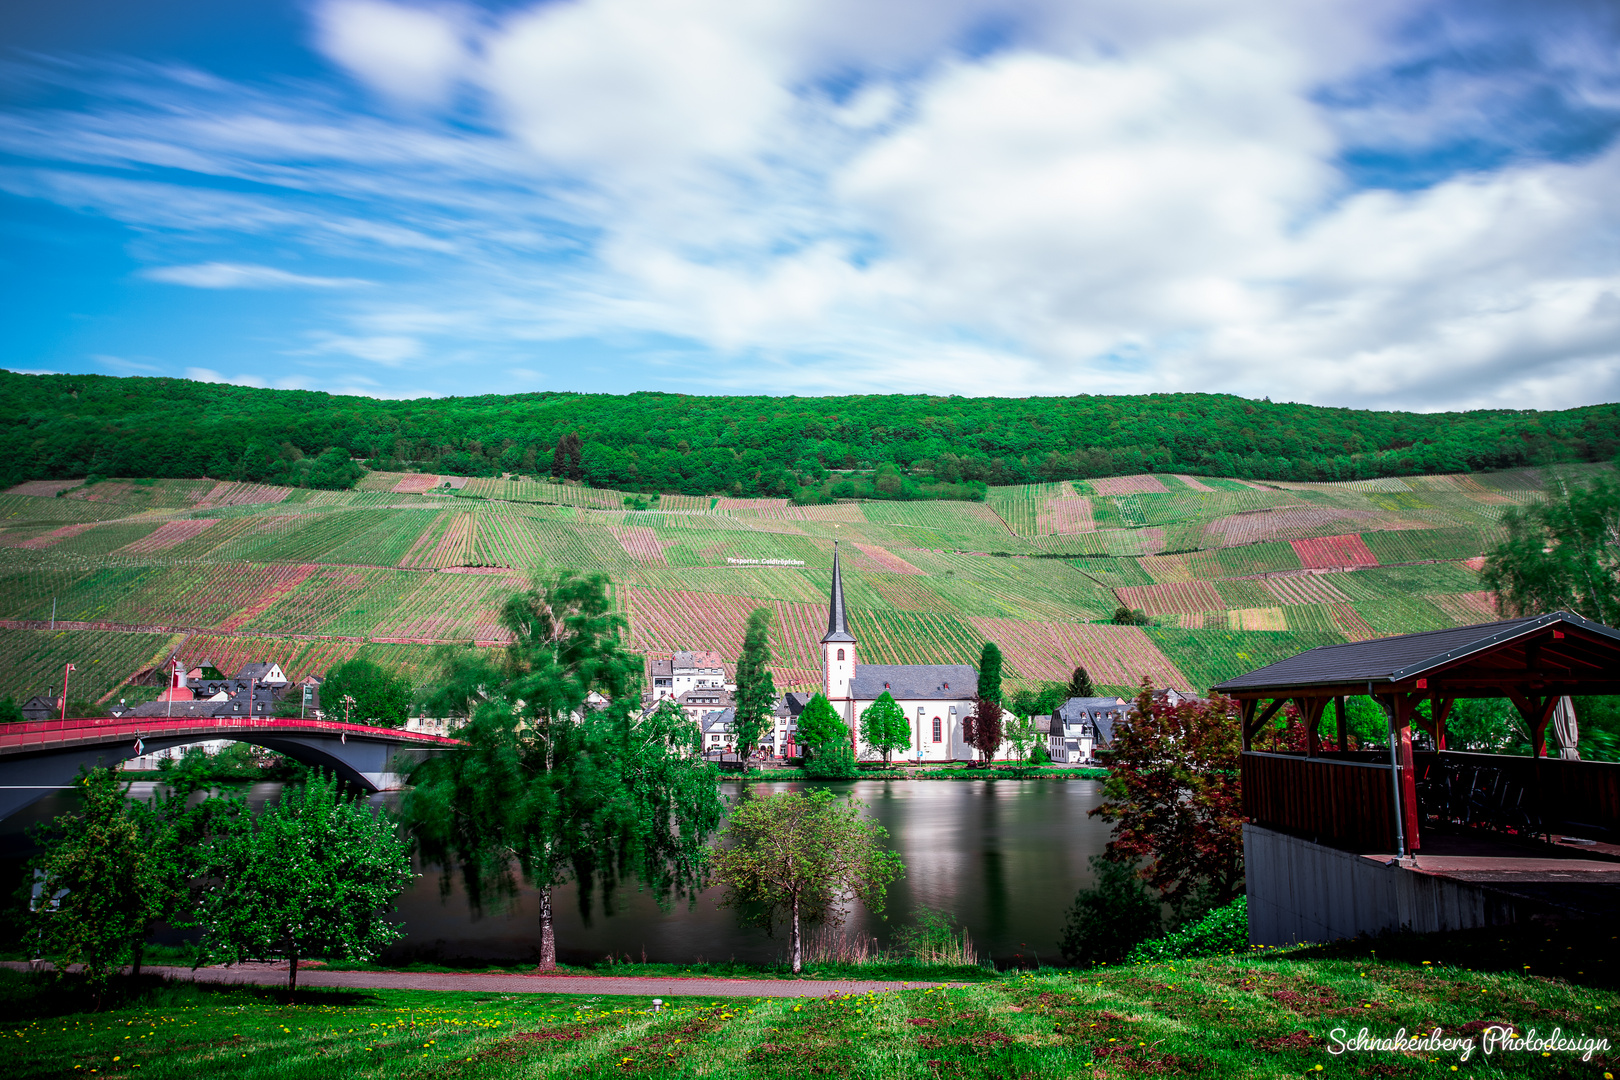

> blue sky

[{"left": 3, "top": 0, "right": 1619, "bottom": 408}]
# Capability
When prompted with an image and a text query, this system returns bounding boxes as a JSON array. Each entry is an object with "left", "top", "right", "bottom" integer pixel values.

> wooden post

[
  {"left": 1507, "top": 692, "right": 1559, "bottom": 758},
  {"left": 1299, "top": 697, "right": 1326, "bottom": 757},
  {"left": 1241, "top": 698, "right": 1256, "bottom": 752},
  {"left": 1392, "top": 693, "right": 1421, "bottom": 852},
  {"left": 1432, "top": 696, "right": 1453, "bottom": 752},
  {"left": 1334, "top": 695, "right": 1348, "bottom": 753}
]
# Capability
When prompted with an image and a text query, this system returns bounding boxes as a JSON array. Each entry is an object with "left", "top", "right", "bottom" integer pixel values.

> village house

[
  {"left": 1046, "top": 697, "right": 1128, "bottom": 763},
  {"left": 677, "top": 686, "right": 735, "bottom": 722}
]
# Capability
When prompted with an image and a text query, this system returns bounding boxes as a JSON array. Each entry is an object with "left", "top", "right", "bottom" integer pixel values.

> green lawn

[{"left": 6, "top": 928, "right": 1618, "bottom": 1078}]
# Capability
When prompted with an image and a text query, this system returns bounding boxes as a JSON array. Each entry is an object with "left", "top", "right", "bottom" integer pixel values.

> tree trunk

[
  {"left": 288, "top": 950, "right": 298, "bottom": 990},
  {"left": 131, "top": 940, "right": 144, "bottom": 980},
  {"left": 789, "top": 893, "right": 802, "bottom": 975},
  {"left": 536, "top": 889, "right": 557, "bottom": 971}
]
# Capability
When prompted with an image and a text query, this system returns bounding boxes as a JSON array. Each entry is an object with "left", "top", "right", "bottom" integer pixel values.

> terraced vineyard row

[
  {"left": 0, "top": 628, "right": 179, "bottom": 704},
  {"left": 967, "top": 616, "right": 1190, "bottom": 691},
  {"left": 621, "top": 586, "right": 824, "bottom": 671},
  {"left": 847, "top": 610, "right": 986, "bottom": 671}
]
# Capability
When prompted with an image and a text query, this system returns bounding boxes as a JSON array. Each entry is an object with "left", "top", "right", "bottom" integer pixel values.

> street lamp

[{"left": 343, "top": 694, "right": 356, "bottom": 724}]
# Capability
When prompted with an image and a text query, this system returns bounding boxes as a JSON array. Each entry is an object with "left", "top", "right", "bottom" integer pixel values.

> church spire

[{"left": 822, "top": 541, "right": 855, "bottom": 643}]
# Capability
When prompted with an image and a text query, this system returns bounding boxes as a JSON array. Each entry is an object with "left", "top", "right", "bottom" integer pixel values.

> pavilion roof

[{"left": 1212, "top": 611, "right": 1620, "bottom": 697}]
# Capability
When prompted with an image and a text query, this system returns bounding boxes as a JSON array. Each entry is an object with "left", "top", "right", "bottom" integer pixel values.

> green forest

[{"left": 3, "top": 370, "right": 1618, "bottom": 499}]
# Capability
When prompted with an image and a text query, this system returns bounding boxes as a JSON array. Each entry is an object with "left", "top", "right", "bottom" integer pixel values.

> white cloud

[
  {"left": 142, "top": 262, "right": 373, "bottom": 289},
  {"left": 314, "top": 0, "right": 473, "bottom": 107},
  {"left": 7, "top": 0, "right": 1620, "bottom": 407},
  {"left": 312, "top": 334, "right": 422, "bottom": 364}
]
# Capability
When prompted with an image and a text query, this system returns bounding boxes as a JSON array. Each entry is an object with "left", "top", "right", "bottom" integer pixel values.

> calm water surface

[{"left": 1, "top": 779, "right": 1112, "bottom": 966}]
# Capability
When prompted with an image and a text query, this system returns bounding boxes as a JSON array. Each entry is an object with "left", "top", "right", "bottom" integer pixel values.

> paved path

[{"left": 4, "top": 961, "right": 957, "bottom": 999}]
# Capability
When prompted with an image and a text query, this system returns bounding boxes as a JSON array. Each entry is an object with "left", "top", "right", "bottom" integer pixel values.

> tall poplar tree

[
  {"left": 404, "top": 572, "right": 724, "bottom": 969},
  {"left": 733, "top": 607, "right": 778, "bottom": 760},
  {"left": 976, "top": 641, "right": 1004, "bottom": 705}
]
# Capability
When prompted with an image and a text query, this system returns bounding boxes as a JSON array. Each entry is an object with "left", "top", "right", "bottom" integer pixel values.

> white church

[{"left": 819, "top": 543, "right": 981, "bottom": 763}]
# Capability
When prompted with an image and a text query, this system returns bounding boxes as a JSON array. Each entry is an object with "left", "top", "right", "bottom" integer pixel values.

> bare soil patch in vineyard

[
  {"left": 13, "top": 522, "right": 97, "bottom": 550},
  {"left": 1290, "top": 534, "right": 1378, "bottom": 569},
  {"left": 118, "top": 518, "right": 220, "bottom": 554},
  {"left": 1086, "top": 474, "right": 1169, "bottom": 496},
  {"left": 391, "top": 473, "right": 441, "bottom": 493}
]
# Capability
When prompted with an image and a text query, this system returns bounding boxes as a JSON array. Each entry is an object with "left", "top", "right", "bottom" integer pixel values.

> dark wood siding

[{"left": 1242, "top": 751, "right": 1400, "bottom": 853}]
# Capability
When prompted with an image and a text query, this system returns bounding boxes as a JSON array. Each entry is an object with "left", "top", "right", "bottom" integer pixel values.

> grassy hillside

[{"left": 0, "top": 462, "right": 1609, "bottom": 704}]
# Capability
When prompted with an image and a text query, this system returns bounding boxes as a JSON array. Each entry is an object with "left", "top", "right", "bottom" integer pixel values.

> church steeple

[{"left": 822, "top": 542, "right": 855, "bottom": 644}]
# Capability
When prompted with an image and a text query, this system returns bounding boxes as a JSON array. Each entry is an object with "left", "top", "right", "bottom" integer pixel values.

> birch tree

[{"left": 710, "top": 789, "right": 903, "bottom": 974}]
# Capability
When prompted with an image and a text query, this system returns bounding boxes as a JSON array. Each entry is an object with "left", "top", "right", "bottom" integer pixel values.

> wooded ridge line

[{"left": 5, "top": 370, "right": 1616, "bottom": 496}]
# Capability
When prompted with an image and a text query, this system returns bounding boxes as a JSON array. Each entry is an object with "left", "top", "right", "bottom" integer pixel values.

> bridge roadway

[{"left": 0, "top": 715, "right": 459, "bottom": 819}]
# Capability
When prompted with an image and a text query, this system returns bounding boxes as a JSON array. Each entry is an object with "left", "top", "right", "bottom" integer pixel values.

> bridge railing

[{"left": 0, "top": 715, "right": 461, "bottom": 752}]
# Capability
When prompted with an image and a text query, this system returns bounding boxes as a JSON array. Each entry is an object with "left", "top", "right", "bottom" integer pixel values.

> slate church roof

[{"left": 852, "top": 665, "right": 978, "bottom": 701}]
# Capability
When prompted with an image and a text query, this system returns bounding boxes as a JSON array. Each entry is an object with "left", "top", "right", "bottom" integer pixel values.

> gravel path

[{"left": 5, "top": 961, "right": 957, "bottom": 999}]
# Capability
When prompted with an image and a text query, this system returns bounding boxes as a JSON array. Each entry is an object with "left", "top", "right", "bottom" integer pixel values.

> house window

[
  {"left": 836, "top": 649, "right": 845, "bottom": 660},
  {"left": 932, "top": 717, "right": 942, "bottom": 743}
]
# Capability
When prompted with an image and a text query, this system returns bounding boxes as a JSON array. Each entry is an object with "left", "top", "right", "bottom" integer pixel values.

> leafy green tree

[
  {"left": 1058, "top": 855, "right": 1163, "bottom": 966},
  {"left": 1112, "top": 605, "right": 1151, "bottom": 625},
  {"left": 194, "top": 772, "right": 412, "bottom": 989},
  {"left": 733, "top": 608, "right": 778, "bottom": 760},
  {"left": 795, "top": 692, "right": 849, "bottom": 761},
  {"left": 0, "top": 696, "right": 23, "bottom": 723},
  {"left": 320, "top": 656, "right": 413, "bottom": 728},
  {"left": 1067, "top": 666, "right": 1097, "bottom": 699},
  {"left": 976, "top": 641, "right": 1004, "bottom": 705},
  {"left": 1008, "top": 681, "right": 1068, "bottom": 721},
  {"left": 858, "top": 691, "right": 910, "bottom": 765},
  {"left": 26, "top": 769, "right": 154, "bottom": 1003},
  {"left": 1482, "top": 474, "right": 1620, "bottom": 625},
  {"left": 710, "top": 789, "right": 904, "bottom": 974},
  {"left": 404, "top": 572, "right": 724, "bottom": 969}
]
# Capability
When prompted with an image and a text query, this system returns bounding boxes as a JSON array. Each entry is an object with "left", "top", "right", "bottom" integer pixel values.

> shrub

[
  {"left": 1125, "top": 895, "right": 1250, "bottom": 964},
  {"left": 1058, "top": 855, "right": 1161, "bottom": 966},
  {"left": 804, "top": 742, "right": 859, "bottom": 779}
]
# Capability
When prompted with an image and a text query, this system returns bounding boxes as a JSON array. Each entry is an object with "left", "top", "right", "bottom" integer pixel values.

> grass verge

[{"left": 5, "top": 927, "right": 1618, "bottom": 1078}]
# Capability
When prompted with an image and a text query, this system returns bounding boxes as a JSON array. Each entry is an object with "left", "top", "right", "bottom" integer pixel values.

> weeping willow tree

[{"left": 402, "top": 571, "right": 723, "bottom": 968}]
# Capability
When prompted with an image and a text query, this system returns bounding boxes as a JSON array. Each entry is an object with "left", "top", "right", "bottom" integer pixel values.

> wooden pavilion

[{"left": 1212, "top": 611, "right": 1620, "bottom": 944}]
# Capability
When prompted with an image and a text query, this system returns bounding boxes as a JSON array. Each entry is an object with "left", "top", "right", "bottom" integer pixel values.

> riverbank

[
  {"left": 728, "top": 765, "right": 1108, "bottom": 781},
  {"left": 5, "top": 926, "right": 1616, "bottom": 1078}
]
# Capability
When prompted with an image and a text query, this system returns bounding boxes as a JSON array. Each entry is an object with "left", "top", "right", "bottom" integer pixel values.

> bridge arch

[{"left": 0, "top": 717, "right": 457, "bottom": 822}]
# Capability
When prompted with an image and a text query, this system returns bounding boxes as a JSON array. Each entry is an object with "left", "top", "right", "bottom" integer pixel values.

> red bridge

[{"left": 0, "top": 715, "right": 460, "bottom": 820}]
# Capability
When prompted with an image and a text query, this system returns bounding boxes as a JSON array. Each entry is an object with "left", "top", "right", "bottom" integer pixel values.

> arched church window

[
  {"left": 932, "top": 717, "right": 942, "bottom": 743},
  {"left": 837, "top": 649, "right": 845, "bottom": 660}
]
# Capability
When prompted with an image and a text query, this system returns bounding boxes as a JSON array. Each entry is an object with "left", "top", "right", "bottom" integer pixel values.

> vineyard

[{"left": 0, "top": 461, "right": 1605, "bottom": 702}]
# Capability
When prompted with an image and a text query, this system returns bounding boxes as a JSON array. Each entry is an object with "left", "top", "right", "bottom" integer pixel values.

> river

[{"left": 0, "top": 778, "right": 1113, "bottom": 967}]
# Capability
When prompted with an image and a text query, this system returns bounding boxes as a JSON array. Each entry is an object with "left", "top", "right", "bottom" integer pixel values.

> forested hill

[{"left": 3, "top": 370, "right": 1617, "bottom": 498}]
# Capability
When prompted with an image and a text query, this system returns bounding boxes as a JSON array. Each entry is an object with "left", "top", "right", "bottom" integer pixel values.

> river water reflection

[{"left": 1, "top": 778, "right": 1112, "bottom": 967}]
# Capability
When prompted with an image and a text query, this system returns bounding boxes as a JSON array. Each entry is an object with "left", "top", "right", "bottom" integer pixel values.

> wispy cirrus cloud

[{"left": 143, "top": 262, "right": 372, "bottom": 288}]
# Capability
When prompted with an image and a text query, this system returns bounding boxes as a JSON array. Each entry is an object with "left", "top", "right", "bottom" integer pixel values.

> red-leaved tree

[
  {"left": 1088, "top": 679, "right": 1244, "bottom": 912},
  {"left": 966, "top": 694, "right": 1003, "bottom": 765}
]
